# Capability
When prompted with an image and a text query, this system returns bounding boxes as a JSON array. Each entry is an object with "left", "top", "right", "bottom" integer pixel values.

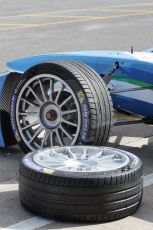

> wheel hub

[{"left": 39, "top": 102, "right": 61, "bottom": 129}]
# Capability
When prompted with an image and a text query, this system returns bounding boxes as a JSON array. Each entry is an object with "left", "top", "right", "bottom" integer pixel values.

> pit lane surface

[{"left": 1, "top": 0, "right": 153, "bottom": 229}]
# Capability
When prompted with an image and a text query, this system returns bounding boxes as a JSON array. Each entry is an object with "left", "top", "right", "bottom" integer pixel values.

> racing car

[{"left": 0, "top": 48, "right": 153, "bottom": 152}]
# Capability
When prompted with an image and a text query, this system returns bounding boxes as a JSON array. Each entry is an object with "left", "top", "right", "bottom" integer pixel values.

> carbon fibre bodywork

[
  {"left": 0, "top": 49, "right": 153, "bottom": 147},
  {"left": 0, "top": 72, "right": 22, "bottom": 147},
  {"left": 0, "top": 72, "right": 9, "bottom": 147}
]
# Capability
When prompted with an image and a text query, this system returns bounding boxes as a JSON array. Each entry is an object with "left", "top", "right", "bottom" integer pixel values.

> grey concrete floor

[{"left": 0, "top": 0, "right": 153, "bottom": 229}]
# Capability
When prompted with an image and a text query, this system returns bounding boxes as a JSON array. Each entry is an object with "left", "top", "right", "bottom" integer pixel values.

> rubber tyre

[
  {"left": 19, "top": 146, "right": 143, "bottom": 222},
  {"left": 10, "top": 61, "right": 113, "bottom": 153}
]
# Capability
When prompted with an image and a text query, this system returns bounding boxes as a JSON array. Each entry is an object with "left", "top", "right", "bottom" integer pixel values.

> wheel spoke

[
  {"left": 22, "top": 120, "right": 40, "bottom": 130},
  {"left": 29, "top": 126, "right": 43, "bottom": 143},
  {"left": 62, "top": 109, "right": 77, "bottom": 115},
  {"left": 21, "top": 98, "right": 38, "bottom": 108},
  {"left": 52, "top": 150, "right": 69, "bottom": 160},
  {"left": 59, "top": 95, "right": 72, "bottom": 108},
  {"left": 19, "top": 112, "right": 38, "bottom": 116},
  {"left": 50, "top": 132, "right": 53, "bottom": 146},
  {"left": 49, "top": 79, "right": 54, "bottom": 101},
  {"left": 81, "top": 148, "right": 88, "bottom": 159},
  {"left": 98, "top": 154, "right": 115, "bottom": 161},
  {"left": 27, "top": 86, "right": 42, "bottom": 105},
  {"left": 90, "top": 151, "right": 103, "bottom": 159},
  {"left": 38, "top": 80, "right": 47, "bottom": 102},
  {"left": 62, "top": 119, "right": 77, "bottom": 127},
  {"left": 59, "top": 125, "right": 73, "bottom": 140},
  {"left": 41, "top": 131, "right": 49, "bottom": 148},
  {"left": 55, "top": 85, "right": 65, "bottom": 104},
  {"left": 55, "top": 129, "right": 63, "bottom": 146},
  {"left": 67, "top": 147, "right": 77, "bottom": 159}
]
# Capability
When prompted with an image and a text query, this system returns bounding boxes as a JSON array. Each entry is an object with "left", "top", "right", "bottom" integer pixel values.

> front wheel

[{"left": 10, "top": 61, "right": 113, "bottom": 152}]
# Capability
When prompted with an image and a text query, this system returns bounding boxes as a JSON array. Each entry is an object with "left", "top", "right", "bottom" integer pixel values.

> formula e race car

[{"left": 0, "top": 48, "right": 153, "bottom": 152}]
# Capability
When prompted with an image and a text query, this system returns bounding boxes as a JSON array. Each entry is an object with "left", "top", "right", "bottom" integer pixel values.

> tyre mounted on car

[{"left": 10, "top": 61, "right": 113, "bottom": 152}]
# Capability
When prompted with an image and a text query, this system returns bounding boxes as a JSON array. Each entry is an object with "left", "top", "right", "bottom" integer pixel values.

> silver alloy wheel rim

[
  {"left": 16, "top": 74, "right": 81, "bottom": 150},
  {"left": 33, "top": 146, "right": 130, "bottom": 172}
]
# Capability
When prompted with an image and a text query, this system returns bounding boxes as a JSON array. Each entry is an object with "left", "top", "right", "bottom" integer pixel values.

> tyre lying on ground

[
  {"left": 10, "top": 61, "right": 113, "bottom": 153},
  {"left": 19, "top": 146, "right": 143, "bottom": 222}
]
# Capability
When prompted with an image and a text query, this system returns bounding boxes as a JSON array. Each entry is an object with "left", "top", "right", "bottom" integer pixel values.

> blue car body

[{"left": 0, "top": 50, "right": 153, "bottom": 147}]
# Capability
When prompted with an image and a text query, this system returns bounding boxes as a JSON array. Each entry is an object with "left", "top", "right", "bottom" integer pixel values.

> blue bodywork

[
  {"left": 0, "top": 50, "right": 153, "bottom": 147},
  {"left": 7, "top": 50, "right": 153, "bottom": 117}
]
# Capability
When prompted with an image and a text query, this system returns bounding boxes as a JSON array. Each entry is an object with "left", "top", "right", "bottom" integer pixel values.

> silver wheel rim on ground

[
  {"left": 33, "top": 146, "right": 130, "bottom": 172},
  {"left": 16, "top": 74, "right": 81, "bottom": 150}
]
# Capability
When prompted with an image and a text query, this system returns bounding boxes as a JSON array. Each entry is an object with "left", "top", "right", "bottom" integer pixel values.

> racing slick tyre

[
  {"left": 10, "top": 61, "right": 113, "bottom": 153},
  {"left": 19, "top": 146, "right": 143, "bottom": 223}
]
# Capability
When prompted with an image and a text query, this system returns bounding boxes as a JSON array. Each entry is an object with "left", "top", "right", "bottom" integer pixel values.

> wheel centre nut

[
  {"left": 39, "top": 102, "right": 61, "bottom": 129},
  {"left": 46, "top": 109, "right": 58, "bottom": 122}
]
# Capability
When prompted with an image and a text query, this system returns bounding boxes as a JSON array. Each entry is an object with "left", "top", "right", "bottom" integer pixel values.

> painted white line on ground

[
  {"left": 1, "top": 217, "right": 54, "bottom": 230},
  {"left": 0, "top": 183, "right": 18, "bottom": 192},
  {"left": 143, "top": 173, "right": 153, "bottom": 187}
]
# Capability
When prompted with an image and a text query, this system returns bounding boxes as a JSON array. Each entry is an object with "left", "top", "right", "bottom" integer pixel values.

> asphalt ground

[{"left": 0, "top": 0, "right": 153, "bottom": 229}]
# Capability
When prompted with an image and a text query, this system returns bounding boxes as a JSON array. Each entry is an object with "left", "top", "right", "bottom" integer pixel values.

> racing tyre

[
  {"left": 19, "top": 146, "right": 143, "bottom": 222},
  {"left": 10, "top": 61, "right": 113, "bottom": 153}
]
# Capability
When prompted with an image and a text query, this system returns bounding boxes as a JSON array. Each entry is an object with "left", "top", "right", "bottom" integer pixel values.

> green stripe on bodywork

[{"left": 113, "top": 75, "right": 153, "bottom": 87}]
